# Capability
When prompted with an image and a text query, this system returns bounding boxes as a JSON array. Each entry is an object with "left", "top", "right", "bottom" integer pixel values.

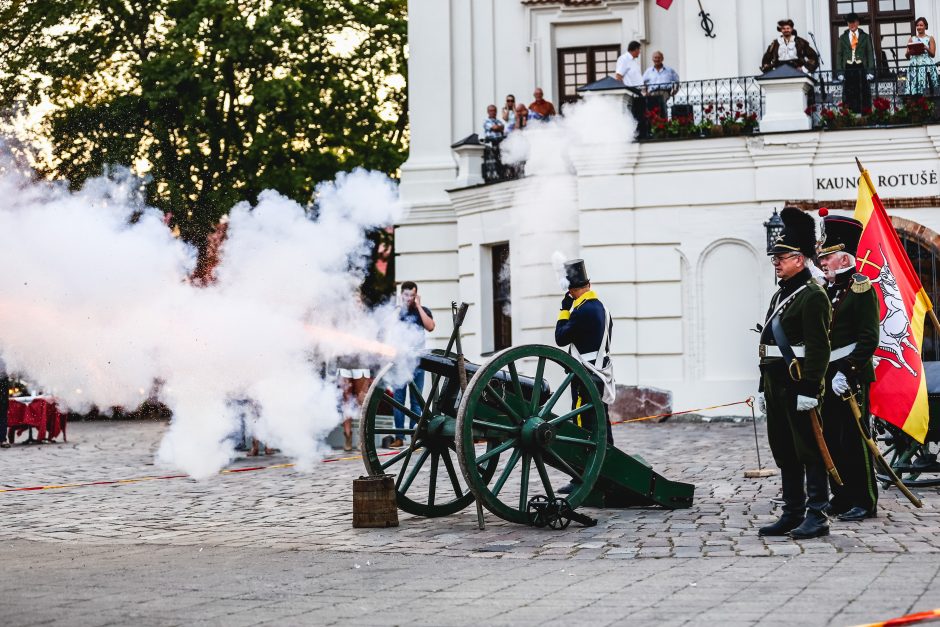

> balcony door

[
  {"left": 829, "top": 0, "right": 916, "bottom": 76},
  {"left": 557, "top": 45, "right": 621, "bottom": 107}
]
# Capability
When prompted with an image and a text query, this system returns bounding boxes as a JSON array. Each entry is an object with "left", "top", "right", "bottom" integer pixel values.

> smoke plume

[{"left": 0, "top": 159, "right": 420, "bottom": 478}]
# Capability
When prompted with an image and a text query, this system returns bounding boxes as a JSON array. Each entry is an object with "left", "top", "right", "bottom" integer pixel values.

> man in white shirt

[{"left": 615, "top": 40, "right": 643, "bottom": 87}]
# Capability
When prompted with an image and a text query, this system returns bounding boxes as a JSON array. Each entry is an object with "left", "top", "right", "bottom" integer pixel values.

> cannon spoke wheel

[
  {"left": 874, "top": 418, "right": 940, "bottom": 488},
  {"left": 455, "top": 345, "right": 606, "bottom": 525},
  {"left": 359, "top": 363, "right": 499, "bottom": 517}
]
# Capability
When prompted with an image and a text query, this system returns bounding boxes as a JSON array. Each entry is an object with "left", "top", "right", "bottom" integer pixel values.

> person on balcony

[
  {"left": 615, "top": 40, "right": 643, "bottom": 88},
  {"left": 500, "top": 94, "right": 517, "bottom": 129},
  {"left": 760, "top": 19, "right": 819, "bottom": 74},
  {"left": 642, "top": 51, "right": 680, "bottom": 119},
  {"left": 482, "top": 105, "right": 505, "bottom": 142},
  {"left": 905, "top": 17, "right": 939, "bottom": 96},
  {"left": 836, "top": 12, "right": 874, "bottom": 113},
  {"left": 528, "top": 88, "right": 556, "bottom": 121},
  {"left": 481, "top": 105, "right": 506, "bottom": 182}
]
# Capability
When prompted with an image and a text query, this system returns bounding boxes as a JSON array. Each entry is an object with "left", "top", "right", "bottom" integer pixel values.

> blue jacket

[{"left": 555, "top": 291, "right": 611, "bottom": 359}]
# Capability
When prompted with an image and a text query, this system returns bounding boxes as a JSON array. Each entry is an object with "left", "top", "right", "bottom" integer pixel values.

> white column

[
  {"left": 399, "top": 0, "right": 457, "bottom": 206},
  {"left": 756, "top": 73, "right": 814, "bottom": 133}
]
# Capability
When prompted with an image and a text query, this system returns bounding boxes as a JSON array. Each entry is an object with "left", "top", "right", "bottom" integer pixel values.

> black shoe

[
  {"left": 789, "top": 511, "right": 829, "bottom": 539},
  {"left": 837, "top": 506, "right": 876, "bottom": 522},
  {"left": 557, "top": 481, "right": 581, "bottom": 494},
  {"left": 758, "top": 514, "right": 804, "bottom": 536}
]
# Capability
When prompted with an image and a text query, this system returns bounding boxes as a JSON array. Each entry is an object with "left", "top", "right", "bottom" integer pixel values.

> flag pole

[{"left": 856, "top": 157, "right": 940, "bottom": 335}]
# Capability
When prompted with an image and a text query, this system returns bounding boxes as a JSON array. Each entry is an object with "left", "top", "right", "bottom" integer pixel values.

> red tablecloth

[{"left": 6, "top": 397, "right": 66, "bottom": 443}]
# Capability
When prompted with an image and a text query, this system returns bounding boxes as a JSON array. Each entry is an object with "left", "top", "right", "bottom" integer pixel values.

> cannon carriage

[
  {"left": 359, "top": 303, "right": 694, "bottom": 527},
  {"left": 874, "top": 361, "right": 940, "bottom": 488}
]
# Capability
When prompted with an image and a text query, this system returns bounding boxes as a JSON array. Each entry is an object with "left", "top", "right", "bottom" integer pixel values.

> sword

[
  {"left": 789, "top": 359, "right": 843, "bottom": 486},
  {"left": 841, "top": 390, "right": 923, "bottom": 508}
]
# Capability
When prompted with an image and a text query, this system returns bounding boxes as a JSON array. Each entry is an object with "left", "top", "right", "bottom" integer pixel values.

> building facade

[{"left": 397, "top": 0, "right": 940, "bottom": 415}]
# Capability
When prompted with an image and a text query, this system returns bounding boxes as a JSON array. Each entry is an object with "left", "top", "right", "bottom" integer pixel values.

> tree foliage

[{"left": 0, "top": 0, "right": 408, "bottom": 247}]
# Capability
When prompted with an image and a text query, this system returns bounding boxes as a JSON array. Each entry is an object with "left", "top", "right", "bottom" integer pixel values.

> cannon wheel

[
  {"left": 455, "top": 345, "right": 607, "bottom": 525},
  {"left": 359, "top": 363, "right": 499, "bottom": 517},
  {"left": 874, "top": 419, "right": 940, "bottom": 488}
]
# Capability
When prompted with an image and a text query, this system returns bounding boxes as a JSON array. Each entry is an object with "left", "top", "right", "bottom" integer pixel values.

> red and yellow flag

[{"left": 853, "top": 165, "right": 931, "bottom": 443}]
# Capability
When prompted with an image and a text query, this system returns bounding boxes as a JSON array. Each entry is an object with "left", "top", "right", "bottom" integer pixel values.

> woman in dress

[{"left": 906, "top": 17, "right": 939, "bottom": 96}]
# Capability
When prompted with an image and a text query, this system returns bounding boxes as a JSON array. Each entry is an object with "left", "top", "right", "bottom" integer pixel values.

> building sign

[{"left": 813, "top": 162, "right": 940, "bottom": 200}]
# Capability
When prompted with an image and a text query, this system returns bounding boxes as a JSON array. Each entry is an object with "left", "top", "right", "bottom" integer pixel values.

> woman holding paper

[{"left": 905, "top": 17, "right": 938, "bottom": 96}]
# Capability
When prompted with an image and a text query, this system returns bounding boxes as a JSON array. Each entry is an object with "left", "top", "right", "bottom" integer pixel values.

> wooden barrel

[{"left": 352, "top": 474, "right": 399, "bottom": 528}]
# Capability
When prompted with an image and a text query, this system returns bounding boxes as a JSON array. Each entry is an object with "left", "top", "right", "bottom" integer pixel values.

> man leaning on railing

[{"left": 642, "top": 51, "right": 679, "bottom": 120}]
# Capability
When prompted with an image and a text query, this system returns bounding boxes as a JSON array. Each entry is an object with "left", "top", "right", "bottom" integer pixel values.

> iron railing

[
  {"left": 636, "top": 75, "right": 764, "bottom": 140},
  {"left": 808, "top": 69, "right": 940, "bottom": 128}
]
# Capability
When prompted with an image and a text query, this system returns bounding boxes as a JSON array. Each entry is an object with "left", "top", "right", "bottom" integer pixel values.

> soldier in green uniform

[
  {"left": 756, "top": 207, "right": 833, "bottom": 539},
  {"left": 817, "top": 214, "right": 880, "bottom": 521}
]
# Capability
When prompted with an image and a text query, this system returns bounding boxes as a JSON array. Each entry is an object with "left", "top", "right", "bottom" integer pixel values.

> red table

[{"left": 7, "top": 397, "right": 67, "bottom": 444}]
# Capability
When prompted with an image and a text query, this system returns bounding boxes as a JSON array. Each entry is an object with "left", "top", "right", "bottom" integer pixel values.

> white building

[{"left": 397, "top": 0, "right": 940, "bottom": 416}]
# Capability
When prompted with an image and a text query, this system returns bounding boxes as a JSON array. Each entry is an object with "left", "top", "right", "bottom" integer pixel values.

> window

[
  {"left": 557, "top": 45, "right": 620, "bottom": 105},
  {"left": 897, "top": 232, "right": 940, "bottom": 361},
  {"left": 829, "top": 0, "right": 915, "bottom": 75},
  {"left": 491, "top": 243, "right": 512, "bottom": 351}
]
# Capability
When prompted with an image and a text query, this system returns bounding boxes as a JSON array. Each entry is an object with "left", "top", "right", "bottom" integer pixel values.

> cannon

[
  {"left": 873, "top": 361, "right": 940, "bottom": 488},
  {"left": 358, "top": 303, "right": 694, "bottom": 527}
]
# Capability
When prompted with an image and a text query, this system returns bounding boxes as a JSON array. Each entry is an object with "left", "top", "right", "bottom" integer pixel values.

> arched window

[{"left": 896, "top": 229, "right": 940, "bottom": 362}]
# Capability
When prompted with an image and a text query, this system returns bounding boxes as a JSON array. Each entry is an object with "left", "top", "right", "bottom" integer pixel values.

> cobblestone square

[{"left": 1, "top": 419, "right": 938, "bottom": 626}]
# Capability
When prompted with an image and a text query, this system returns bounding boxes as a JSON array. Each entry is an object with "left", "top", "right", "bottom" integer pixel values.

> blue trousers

[{"left": 393, "top": 369, "right": 425, "bottom": 439}]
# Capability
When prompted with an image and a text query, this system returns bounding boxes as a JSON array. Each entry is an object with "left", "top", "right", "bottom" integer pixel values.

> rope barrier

[
  {"left": 610, "top": 397, "right": 755, "bottom": 425},
  {"left": 1, "top": 397, "right": 756, "bottom": 494},
  {"left": 0, "top": 451, "right": 399, "bottom": 494},
  {"left": 852, "top": 608, "right": 940, "bottom": 627}
]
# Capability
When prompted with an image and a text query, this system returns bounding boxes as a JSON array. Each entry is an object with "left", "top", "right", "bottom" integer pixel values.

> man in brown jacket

[{"left": 761, "top": 19, "right": 819, "bottom": 73}]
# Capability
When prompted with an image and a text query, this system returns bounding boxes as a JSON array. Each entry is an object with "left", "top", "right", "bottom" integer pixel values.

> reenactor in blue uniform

[
  {"left": 817, "top": 214, "right": 880, "bottom": 521},
  {"left": 555, "top": 260, "right": 615, "bottom": 492},
  {"left": 757, "top": 208, "right": 833, "bottom": 539}
]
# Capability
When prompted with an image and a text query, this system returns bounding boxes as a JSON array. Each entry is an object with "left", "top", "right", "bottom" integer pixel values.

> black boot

[
  {"left": 790, "top": 465, "right": 830, "bottom": 539},
  {"left": 759, "top": 467, "right": 806, "bottom": 536}
]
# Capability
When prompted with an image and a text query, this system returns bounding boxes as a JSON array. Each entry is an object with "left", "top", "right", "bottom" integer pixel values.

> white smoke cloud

[{"left": 0, "top": 159, "right": 420, "bottom": 478}]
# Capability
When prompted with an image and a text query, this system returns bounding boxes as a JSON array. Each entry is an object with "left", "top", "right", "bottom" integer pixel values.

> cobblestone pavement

[{"left": 1, "top": 419, "right": 939, "bottom": 626}]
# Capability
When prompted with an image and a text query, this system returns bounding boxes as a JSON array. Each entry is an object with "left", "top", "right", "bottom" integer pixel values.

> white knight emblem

[{"left": 869, "top": 245, "right": 919, "bottom": 376}]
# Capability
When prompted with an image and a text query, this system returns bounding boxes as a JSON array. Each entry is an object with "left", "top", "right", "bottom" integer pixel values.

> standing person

[
  {"left": 756, "top": 208, "right": 832, "bottom": 539},
  {"left": 642, "top": 50, "right": 680, "bottom": 117},
  {"left": 615, "top": 41, "right": 643, "bottom": 87},
  {"left": 817, "top": 215, "right": 880, "bottom": 522},
  {"left": 482, "top": 105, "right": 506, "bottom": 142},
  {"left": 760, "top": 19, "right": 819, "bottom": 73},
  {"left": 528, "top": 88, "right": 556, "bottom": 121},
  {"left": 836, "top": 13, "right": 875, "bottom": 113},
  {"left": 336, "top": 355, "right": 373, "bottom": 452},
  {"left": 500, "top": 94, "right": 517, "bottom": 129},
  {"left": 390, "top": 281, "right": 434, "bottom": 448},
  {"left": 510, "top": 103, "right": 529, "bottom": 132},
  {"left": 905, "top": 17, "right": 939, "bottom": 96},
  {"left": 555, "top": 259, "right": 615, "bottom": 493}
]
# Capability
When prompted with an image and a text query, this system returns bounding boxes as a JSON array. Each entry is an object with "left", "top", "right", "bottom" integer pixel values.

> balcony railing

[
  {"left": 637, "top": 75, "right": 764, "bottom": 140},
  {"left": 808, "top": 69, "right": 940, "bottom": 129}
]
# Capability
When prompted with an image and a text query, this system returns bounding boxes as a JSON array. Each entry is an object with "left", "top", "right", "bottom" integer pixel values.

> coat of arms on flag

[{"left": 854, "top": 159, "right": 932, "bottom": 443}]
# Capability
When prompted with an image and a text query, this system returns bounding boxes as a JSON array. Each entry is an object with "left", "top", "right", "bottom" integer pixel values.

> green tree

[{"left": 0, "top": 0, "right": 408, "bottom": 247}]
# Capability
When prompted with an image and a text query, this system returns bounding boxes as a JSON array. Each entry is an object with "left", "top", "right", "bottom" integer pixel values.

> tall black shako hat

[
  {"left": 768, "top": 207, "right": 818, "bottom": 258},
  {"left": 564, "top": 259, "right": 590, "bottom": 289},
  {"left": 818, "top": 210, "right": 863, "bottom": 257}
]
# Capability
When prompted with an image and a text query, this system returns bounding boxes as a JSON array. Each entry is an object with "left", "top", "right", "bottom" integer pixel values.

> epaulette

[{"left": 850, "top": 273, "right": 871, "bottom": 293}]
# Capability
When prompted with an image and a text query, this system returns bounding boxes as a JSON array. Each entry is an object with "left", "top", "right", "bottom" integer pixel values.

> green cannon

[{"left": 359, "top": 303, "right": 694, "bottom": 527}]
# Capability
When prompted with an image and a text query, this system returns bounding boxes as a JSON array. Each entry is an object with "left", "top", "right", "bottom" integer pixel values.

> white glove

[
  {"left": 796, "top": 395, "right": 819, "bottom": 411},
  {"left": 832, "top": 371, "right": 849, "bottom": 395},
  {"left": 756, "top": 393, "right": 766, "bottom": 415},
  {"left": 866, "top": 73, "right": 874, "bottom": 81}
]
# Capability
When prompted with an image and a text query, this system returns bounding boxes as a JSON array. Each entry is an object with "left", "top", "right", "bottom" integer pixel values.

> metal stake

[{"left": 744, "top": 396, "right": 776, "bottom": 478}]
